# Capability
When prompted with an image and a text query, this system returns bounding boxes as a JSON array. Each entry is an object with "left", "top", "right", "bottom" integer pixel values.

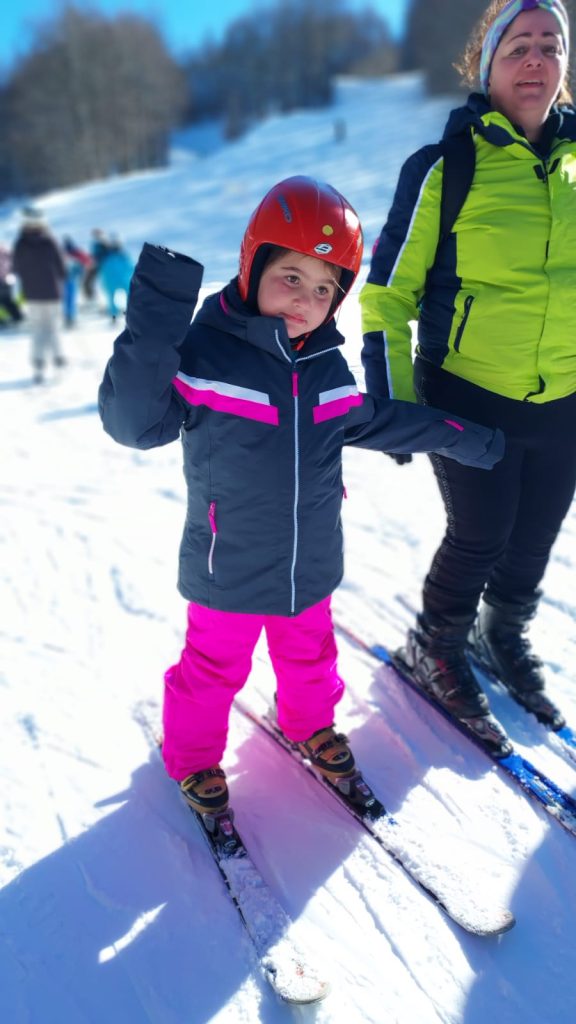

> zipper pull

[{"left": 208, "top": 501, "right": 217, "bottom": 533}]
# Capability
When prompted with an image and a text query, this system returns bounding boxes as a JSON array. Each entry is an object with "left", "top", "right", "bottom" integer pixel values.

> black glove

[{"left": 386, "top": 452, "right": 413, "bottom": 465}]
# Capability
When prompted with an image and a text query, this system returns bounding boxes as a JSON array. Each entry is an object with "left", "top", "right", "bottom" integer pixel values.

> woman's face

[{"left": 488, "top": 8, "right": 567, "bottom": 139}]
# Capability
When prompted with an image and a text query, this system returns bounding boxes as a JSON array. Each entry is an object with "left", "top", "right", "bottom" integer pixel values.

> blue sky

[{"left": 0, "top": 0, "right": 408, "bottom": 70}]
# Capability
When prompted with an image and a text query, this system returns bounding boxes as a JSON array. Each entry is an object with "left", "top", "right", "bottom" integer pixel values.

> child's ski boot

[
  {"left": 299, "top": 727, "right": 384, "bottom": 819},
  {"left": 180, "top": 766, "right": 229, "bottom": 815},
  {"left": 298, "top": 727, "right": 356, "bottom": 780}
]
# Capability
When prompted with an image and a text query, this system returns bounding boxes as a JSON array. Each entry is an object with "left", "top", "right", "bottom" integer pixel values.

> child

[
  {"left": 62, "top": 237, "right": 93, "bottom": 327},
  {"left": 98, "top": 176, "right": 503, "bottom": 817}
]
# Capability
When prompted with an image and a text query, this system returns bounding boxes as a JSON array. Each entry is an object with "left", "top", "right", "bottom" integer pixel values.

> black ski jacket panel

[
  {"left": 99, "top": 244, "right": 503, "bottom": 616},
  {"left": 12, "top": 229, "right": 66, "bottom": 301}
]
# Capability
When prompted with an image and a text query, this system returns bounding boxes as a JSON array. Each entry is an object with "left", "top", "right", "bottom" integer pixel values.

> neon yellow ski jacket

[{"left": 360, "top": 95, "right": 576, "bottom": 405}]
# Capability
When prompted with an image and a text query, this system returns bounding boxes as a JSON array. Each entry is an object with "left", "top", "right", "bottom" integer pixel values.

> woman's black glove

[{"left": 387, "top": 452, "right": 413, "bottom": 465}]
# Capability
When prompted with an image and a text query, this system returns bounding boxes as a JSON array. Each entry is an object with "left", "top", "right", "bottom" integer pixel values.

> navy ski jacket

[{"left": 98, "top": 244, "right": 504, "bottom": 616}]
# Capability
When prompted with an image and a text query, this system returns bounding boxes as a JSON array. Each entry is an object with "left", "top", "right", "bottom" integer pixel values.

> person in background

[
  {"left": 98, "top": 176, "right": 503, "bottom": 821},
  {"left": 0, "top": 242, "right": 23, "bottom": 325},
  {"left": 360, "top": 0, "right": 574, "bottom": 752},
  {"left": 82, "top": 229, "right": 104, "bottom": 301},
  {"left": 12, "top": 207, "right": 67, "bottom": 383},
  {"left": 90, "top": 229, "right": 134, "bottom": 322},
  {"left": 62, "top": 236, "right": 93, "bottom": 327}
]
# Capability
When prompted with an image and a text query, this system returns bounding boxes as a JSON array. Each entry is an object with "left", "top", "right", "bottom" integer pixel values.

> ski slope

[{"left": 1, "top": 74, "right": 576, "bottom": 1024}]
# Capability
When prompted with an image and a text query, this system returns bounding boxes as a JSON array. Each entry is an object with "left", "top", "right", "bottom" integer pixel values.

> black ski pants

[{"left": 414, "top": 358, "right": 576, "bottom": 624}]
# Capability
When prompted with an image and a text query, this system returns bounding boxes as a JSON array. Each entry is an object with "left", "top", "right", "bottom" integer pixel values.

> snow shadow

[
  {"left": 0, "top": 758, "right": 288, "bottom": 1023},
  {"left": 361, "top": 653, "right": 576, "bottom": 1024},
  {"left": 0, "top": 376, "right": 36, "bottom": 391},
  {"left": 39, "top": 403, "right": 99, "bottom": 422},
  {"left": 461, "top": 822, "right": 576, "bottom": 1024},
  {"left": 223, "top": 717, "right": 366, "bottom": 922},
  {"left": 359, "top": 659, "right": 494, "bottom": 807}
]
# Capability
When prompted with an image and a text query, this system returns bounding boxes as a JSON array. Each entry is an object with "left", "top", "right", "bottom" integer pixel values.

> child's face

[{"left": 257, "top": 251, "right": 340, "bottom": 338}]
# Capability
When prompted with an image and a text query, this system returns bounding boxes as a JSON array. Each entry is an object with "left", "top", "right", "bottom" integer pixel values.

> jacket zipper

[
  {"left": 454, "top": 295, "right": 474, "bottom": 352},
  {"left": 280, "top": 333, "right": 337, "bottom": 613},
  {"left": 208, "top": 500, "right": 217, "bottom": 576},
  {"left": 290, "top": 370, "right": 299, "bottom": 614}
]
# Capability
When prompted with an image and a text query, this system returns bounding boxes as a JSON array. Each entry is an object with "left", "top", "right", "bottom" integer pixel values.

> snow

[{"left": 1, "top": 73, "right": 576, "bottom": 1023}]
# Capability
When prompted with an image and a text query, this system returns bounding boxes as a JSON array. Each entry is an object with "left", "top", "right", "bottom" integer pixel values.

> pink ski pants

[{"left": 162, "top": 597, "right": 344, "bottom": 780}]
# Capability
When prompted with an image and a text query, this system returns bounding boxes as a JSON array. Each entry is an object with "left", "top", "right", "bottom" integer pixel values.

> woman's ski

[{"left": 334, "top": 622, "right": 576, "bottom": 841}]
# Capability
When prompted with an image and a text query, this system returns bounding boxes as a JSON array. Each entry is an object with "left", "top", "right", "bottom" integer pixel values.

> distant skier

[
  {"left": 0, "top": 243, "right": 23, "bottom": 325},
  {"left": 12, "top": 207, "right": 67, "bottom": 383},
  {"left": 98, "top": 176, "right": 503, "bottom": 817},
  {"left": 62, "top": 237, "right": 93, "bottom": 327},
  {"left": 90, "top": 228, "right": 134, "bottom": 322},
  {"left": 360, "top": 0, "right": 574, "bottom": 742}
]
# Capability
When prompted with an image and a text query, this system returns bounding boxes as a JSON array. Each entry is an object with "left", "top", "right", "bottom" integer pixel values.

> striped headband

[{"left": 480, "top": 0, "right": 570, "bottom": 94}]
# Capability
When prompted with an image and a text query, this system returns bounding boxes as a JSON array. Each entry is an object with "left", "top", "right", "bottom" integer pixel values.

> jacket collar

[
  {"left": 443, "top": 92, "right": 576, "bottom": 154},
  {"left": 192, "top": 278, "right": 346, "bottom": 362}
]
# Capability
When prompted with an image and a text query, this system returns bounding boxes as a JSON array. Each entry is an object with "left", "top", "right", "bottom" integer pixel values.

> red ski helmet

[{"left": 238, "top": 176, "right": 363, "bottom": 317}]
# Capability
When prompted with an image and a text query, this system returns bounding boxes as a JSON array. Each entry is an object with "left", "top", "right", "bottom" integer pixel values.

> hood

[
  {"left": 192, "top": 277, "right": 346, "bottom": 362},
  {"left": 17, "top": 228, "right": 54, "bottom": 247}
]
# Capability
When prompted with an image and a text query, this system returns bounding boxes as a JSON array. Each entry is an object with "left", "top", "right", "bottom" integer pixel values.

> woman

[{"left": 360, "top": 0, "right": 574, "bottom": 754}]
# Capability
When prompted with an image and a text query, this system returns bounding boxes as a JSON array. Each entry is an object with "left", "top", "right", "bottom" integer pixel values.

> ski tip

[
  {"left": 451, "top": 906, "right": 516, "bottom": 938},
  {"left": 479, "top": 909, "right": 517, "bottom": 938},
  {"left": 263, "top": 948, "right": 331, "bottom": 1004}
]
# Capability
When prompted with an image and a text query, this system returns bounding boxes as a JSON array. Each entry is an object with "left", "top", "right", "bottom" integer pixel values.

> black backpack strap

[{"left": 438, "top": 131, "right": 476, "bottom": 248}]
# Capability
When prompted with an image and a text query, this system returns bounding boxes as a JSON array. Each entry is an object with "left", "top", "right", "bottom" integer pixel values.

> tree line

[
  {"left": 0, "top": 0, "right": 396, "bottom": 201},
  {"left": 0, "top": 6, "right": 185, "bottom": 199},
  {"left": 2, "top": 0, "right": 576, "bottom": 202},
  {"left": 182, "top": 0, "right": 396, "bottom": 139}
]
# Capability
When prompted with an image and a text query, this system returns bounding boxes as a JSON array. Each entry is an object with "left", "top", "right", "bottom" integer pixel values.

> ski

[
  {"left": 334, "top": 623, "right": 576, "bottom": 841},
  {"left": 185, "top": 806, "right": 330, "bottom": 1005},
  {"left": 469, "top": 652, "right": 576, "bottom": 767},
  {"left": 133, "top": 702, "right": 330, "bottom": 1006},
  {"left": 236, "top": 699, "right": 515, "bottom": 937}
]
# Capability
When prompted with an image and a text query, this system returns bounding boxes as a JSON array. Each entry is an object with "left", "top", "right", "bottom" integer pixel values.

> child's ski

[
  {"left": 133, "top": 703, "right": 329, "bottom": 1006},
  {"left": 334, "top": 622, "right": 576, "bottom": 841},
  {"left": 235, "top": 699, "right": 515, "bottom": 937},
  {"left": 187, "top": 804, "right": 330, "bottom": 1004}
]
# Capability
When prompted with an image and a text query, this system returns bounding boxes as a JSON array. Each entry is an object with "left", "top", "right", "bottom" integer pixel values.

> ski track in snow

[{"left": 1, "top": 75, "right": 576, "bottom": 1023}]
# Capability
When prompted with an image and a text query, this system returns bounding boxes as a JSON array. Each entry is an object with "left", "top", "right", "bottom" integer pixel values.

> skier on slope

[
  {"left": 360, "top": 0, "right": 575, "bottom": 749},
  {"left": 98, "top": 176, "right": 503, "bottom": 816},
  {"left": 12, "top": 206, "right": 67, "bottom": 383}
]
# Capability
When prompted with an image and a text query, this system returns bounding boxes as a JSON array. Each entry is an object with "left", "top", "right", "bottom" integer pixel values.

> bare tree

[
  {"left": 402, "top": 0, "right": 487, "bottom": 94},
  {"left": 183, "top": 0, "right": 396, "bottom": 126},
  {"left": 1, "top": 4, "right": 185, "bottom": 196}
]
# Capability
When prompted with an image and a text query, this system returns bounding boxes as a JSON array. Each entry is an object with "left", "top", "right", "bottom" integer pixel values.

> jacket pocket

[
  {"left": 208, "top": 500, "right": 217, "bottom": 576},
  {"left": 454, "top": 294, "right": 474, "bottom": 352}
]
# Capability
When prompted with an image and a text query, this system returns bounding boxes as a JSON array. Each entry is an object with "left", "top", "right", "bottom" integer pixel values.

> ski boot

[
  {"left": 298, "top": 727, "right": 384, "bottom": 818},
  {"left": 180, "top": 766, "right": 241, "bottom": 854},
  {"left": 32, "top": 358, "right": 45, "bottom": 385},
  {"left": 180, "top": 765, "right": 229, "bottom": 815},
  {"left": 470, "top": 599, "right": 565, "bottom": 730},
  {"left": 400, "top": 614, "right": 513, "bottom": 757},
  {"left": 298, "top": 727, "right": 356, "bottom": 780}
]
